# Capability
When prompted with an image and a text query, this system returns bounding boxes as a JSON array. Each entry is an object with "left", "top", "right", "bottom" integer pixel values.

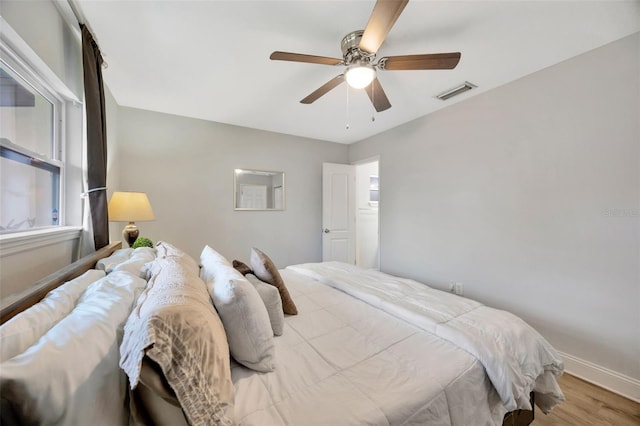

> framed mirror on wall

[{"left": 234, "top": 169, "right": 285, "bottom": 211}]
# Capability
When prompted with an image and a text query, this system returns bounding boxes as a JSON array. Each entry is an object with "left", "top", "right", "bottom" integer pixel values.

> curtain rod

[
  {"left": 56, "top": 0, "right": 108, "bottom": 68},
  {"left": 68, "top": 0, "right": 84, "bottom": 24}
]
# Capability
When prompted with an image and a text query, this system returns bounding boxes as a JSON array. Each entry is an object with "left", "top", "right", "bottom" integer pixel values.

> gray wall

[
  {"left": 349, "top": 33, "right": 640, "bottom": 380},
  {"left": 115, "top": 107, "right": 348, "bottom": 266}
]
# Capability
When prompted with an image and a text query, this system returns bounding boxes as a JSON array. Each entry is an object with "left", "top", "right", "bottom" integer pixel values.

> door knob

[{"left": 323, "top": 228, "right": 330, "bottom": 233}]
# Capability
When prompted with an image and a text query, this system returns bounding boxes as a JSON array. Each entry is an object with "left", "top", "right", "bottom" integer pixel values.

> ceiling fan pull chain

[
  {"left": 346, "top": 84, "right": 350, "bottom": 130},
  {"left": 371, "top": 82, "right": 376, "bottom": 122}
]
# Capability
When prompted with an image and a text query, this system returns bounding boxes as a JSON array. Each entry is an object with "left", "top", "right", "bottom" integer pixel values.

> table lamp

[{"left": 108, "top": 191, "right": 155, "bottom": 247}]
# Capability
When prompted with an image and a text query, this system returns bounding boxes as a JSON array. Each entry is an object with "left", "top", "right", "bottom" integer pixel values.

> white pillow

[
  {"left": 246, "top": 274, "right": 284, "bottom": 336},
  {"left": 200, "top": 245, "right": 275, "bottom": 372},
  {"left": 0, "top": 269, "right": 106, "bottom": 362},
  {"left": 199, "top": 244, "right": 231, "bottom": 266},
  {"left": 95, "top": 248, "right": 133, "bottom": 273},
  {"left": 0, "top": 271, "right": 147, "bottom": 425}
]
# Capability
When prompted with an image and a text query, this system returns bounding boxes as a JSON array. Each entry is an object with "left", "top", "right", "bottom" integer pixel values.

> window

[
  {"left": 369, "top": 175, "right": 379, "bottom": 206},
  {"left": 0, "top": 49, "right": 63, "bottom": 234}
]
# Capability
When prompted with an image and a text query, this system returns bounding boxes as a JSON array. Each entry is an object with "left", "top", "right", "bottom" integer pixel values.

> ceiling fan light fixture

[{"left": 345, "top": 64, "right": 376, "bottom": 89}]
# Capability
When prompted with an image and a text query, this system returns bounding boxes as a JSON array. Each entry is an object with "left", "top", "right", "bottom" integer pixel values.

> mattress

[{"left": 231, "top": 268, "right": 508, "bottom": 425}]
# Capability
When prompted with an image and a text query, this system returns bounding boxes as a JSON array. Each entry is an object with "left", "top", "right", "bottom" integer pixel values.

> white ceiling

[{"left": 74, "top": 1, "right": 640, "bottom": 144}]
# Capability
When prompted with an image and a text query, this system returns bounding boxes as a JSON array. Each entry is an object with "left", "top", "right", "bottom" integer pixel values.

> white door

[
  {"left": 240, "top": 184, "right": 267, "bottom": 209},
  {"left": 322, "top": 163, "right": 356, "bottom": 263}
]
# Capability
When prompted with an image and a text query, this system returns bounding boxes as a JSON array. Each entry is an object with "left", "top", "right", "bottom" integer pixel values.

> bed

[{"left": 0, "top": 242, "right": 564, "bottom": 425}]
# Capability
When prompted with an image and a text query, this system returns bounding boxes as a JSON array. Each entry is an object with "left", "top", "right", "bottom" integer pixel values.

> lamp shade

[{"left": 108, "top": 192, "right": 155, "bottom": 222}]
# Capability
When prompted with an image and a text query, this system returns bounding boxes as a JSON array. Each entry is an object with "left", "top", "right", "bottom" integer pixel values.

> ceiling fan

[{"left": 270, "top": 0, "right": 461, "bottom": 112}]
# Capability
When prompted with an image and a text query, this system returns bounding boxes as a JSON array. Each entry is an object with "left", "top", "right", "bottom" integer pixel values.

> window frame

[{"left": 0, "top": 41, "right": 67, "bottom": 233}]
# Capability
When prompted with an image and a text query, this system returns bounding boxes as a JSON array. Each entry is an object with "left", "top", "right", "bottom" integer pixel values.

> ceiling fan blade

[
  {"left": 359, "top": 0, "right": 409, "bottom": 54},
  {"left": 364, "top": 78, "right": 391, "bottom": 112},
  {"left": 300, "top": 74, "right": 345, "bottom": 104},
  {"left": 270, "top": 51, "right": 343, "bottom": 66},
  {"left": 379, "top": 53, "right": 461, "bottom": 70}
]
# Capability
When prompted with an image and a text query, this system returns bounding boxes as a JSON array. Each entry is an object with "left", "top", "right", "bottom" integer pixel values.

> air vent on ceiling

[{"left": 435, "top": 81, "right": 477, "bottom": 101}]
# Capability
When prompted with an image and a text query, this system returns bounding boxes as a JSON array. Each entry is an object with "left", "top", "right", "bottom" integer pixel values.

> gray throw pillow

[{"left": 246, "top": 274, "right": 284, "bottom": 336}]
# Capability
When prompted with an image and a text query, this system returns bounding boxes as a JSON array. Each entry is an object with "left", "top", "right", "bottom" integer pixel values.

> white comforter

[
  {"left": 287, "top": 262, "right": 565, "bottom": 413},
  {"left": 0, "top": 270, "right": 147, "bottom": 426},
  {"left": 233, "top": 269, "right": 509, "bottom": 425}
]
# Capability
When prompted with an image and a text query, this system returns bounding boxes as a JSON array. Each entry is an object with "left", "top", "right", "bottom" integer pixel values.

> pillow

[
  {"left": 250, "top": 247, "right": 298, "bottom": 315},
  {"left": 232, "top": 260, "right": 252, "bottom": 275},
  {"left": 200, "top": 246, "right": 275, "bottom": 372},
  {"left": 96, "top": 248, "right": 134, "bottom": 273},
  {"left": 198, "top": 244, "right": 230, "bottom": 266},
  {"left": 245, "top": 274, "right": 284, "bottom": 336},
  {"left": 0, "top": 271, "right": 147, "bottom": 425},
  {"left": 120, "top": 253, "right": 235, "bottom": 424},
  {"left": 0, "top": 269, "right": 106, "bottom": 362}
]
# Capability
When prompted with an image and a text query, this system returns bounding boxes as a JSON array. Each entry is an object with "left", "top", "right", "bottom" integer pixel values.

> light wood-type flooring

[{"left": 533, "top": 373, "right": 640, "bottom": 425}]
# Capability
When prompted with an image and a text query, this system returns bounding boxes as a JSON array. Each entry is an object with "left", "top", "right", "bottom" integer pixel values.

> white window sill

[{"left": 0, "top": 226, "right": 83, "bottom": 257}]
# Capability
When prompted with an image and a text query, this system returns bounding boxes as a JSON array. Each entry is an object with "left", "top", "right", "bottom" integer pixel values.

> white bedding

[
  {"left": 287, "top": 262, "right": 565, "bottom": 413},
  {"left": 0, "top": 270, "right": 147, "bottom": 426},
  {"left": 0, "top": 269, "right": 106, "bottom": 362},
  {"left": 231, "top": 268, "right": 510, "bottom": 425},
  {"left": 1, "top": 249, "right": 565, "bottom": 426}
]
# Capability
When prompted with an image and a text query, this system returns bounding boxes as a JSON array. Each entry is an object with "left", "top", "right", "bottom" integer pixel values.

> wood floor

[{"left": 532, "top": 373, "right": 640, "bottom": 425}]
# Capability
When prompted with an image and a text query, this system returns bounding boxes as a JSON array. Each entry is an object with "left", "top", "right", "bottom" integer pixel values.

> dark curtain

[{"left": 81, "top": 24, "right": 109, "bottom": 250}]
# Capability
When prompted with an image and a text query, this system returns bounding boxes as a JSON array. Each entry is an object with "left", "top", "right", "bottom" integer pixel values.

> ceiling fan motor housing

[{"left": 341, "top": 30, "right": 375, "bottom": 65}]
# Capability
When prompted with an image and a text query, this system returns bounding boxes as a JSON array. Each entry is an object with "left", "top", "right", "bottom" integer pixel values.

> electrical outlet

[
  {"left": 449, "top": 283, "right": 456, "bottom": 293},
  {"left": 453, "top": 282, "right": 464, "bottom": 296}
]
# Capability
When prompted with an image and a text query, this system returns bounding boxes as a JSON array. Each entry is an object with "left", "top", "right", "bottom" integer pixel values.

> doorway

[{"left": 321, "top": 159, "right": 379, "bottom": 270}]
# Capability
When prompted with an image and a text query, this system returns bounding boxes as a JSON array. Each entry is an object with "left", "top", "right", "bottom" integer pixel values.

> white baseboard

[{"left": 559, "top": 351, "right": 640, "bottom": 403}]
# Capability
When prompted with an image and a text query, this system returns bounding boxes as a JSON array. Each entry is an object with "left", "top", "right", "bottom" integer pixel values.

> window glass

[
  {"left": 0, "top": 148, "right": 60, "bottom": 231},
  {"left": 0, "top": 65, "right": 54, "bottom": 158},
  {"left": 0, "top": 56, "right": 62, "bottom": 234}
]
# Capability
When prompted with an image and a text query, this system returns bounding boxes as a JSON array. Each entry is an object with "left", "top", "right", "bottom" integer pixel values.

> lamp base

[{"left": 122, "top": 222, "right": 139, "bottom": 247}]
